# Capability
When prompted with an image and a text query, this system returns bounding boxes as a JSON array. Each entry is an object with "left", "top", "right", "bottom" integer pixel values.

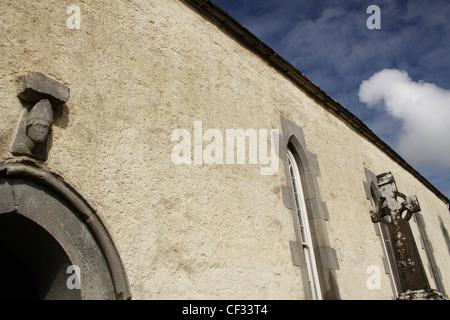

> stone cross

[{"left": 369, "top": 172, "right": 430, "bottom": 293}]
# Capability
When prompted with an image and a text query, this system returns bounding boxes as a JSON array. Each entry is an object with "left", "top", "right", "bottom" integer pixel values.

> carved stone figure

[
  {"left": 24, "top": 99, "right": 53, "bottom": 154},
  {"left": 10, "top": 72, "right": 69, "bottom": 161},
  {"left": 11, "top": 99, "right": 54, "bottom": 161}
]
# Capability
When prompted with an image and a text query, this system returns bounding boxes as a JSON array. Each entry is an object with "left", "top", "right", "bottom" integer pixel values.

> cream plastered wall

[{"left": 0, "top": 0, "right": 449, "bottom": 300}]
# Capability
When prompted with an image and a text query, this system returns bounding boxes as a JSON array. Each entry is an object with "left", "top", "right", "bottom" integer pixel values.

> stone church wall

[{"left": 0, "top": 0, "right": 448, "bottom": 299}]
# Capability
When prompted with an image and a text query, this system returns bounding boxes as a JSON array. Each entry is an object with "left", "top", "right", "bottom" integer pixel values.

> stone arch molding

[{"left": 0, "top": 161, "right": 131, "bottom": 300}]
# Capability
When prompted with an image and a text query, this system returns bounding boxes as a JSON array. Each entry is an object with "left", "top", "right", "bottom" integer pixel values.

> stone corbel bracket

[{"left": 10, "top": 72, "right": 70, "bottom": 161}]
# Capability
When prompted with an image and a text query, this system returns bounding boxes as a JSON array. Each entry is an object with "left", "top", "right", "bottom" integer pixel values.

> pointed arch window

[
  {"left": 281, "top": 115, "right": 340, "bottom": 300},
  {"left": 287, "top": 147, "right": 322, "bottom": 300}
]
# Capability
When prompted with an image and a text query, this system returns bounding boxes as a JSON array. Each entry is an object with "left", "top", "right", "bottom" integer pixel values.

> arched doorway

[
  {"left": 0, "top": 213, "right": 80, "bottom": 299},
  {"left": 0, "top": 161, "right": 131, "bottom": 300}
]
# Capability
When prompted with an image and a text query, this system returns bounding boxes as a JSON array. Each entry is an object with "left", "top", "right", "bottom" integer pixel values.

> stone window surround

[{"left": 280, "top": 115, "right": 340, "bottom": 300}]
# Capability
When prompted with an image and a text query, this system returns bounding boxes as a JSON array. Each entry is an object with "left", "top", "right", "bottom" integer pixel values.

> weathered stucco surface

[{"left": 1, "top": 0, "right": 449, "bottom": 299}]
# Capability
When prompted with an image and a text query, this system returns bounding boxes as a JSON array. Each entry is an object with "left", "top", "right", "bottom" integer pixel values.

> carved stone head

[{"left": 26, "top": 99, "right": 53, "bottom": 145}]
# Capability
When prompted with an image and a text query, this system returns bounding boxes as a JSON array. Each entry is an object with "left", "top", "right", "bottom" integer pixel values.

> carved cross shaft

[{"left": 370, "top": 172, "right": 430, "bottom": 292}]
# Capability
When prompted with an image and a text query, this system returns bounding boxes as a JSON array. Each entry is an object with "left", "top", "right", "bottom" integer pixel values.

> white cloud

[{"left": 359, "top": 69, "right": 450, "bottom": 169}]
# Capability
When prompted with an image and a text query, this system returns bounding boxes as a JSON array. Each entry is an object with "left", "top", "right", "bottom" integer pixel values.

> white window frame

[{"left": 287, "top": 149, "right": 322, "bottom": 300}]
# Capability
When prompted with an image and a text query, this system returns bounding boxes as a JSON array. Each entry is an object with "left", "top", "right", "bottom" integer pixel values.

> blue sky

[{"left": 213, "top": 0, "right": 450, "bottom": 200}]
